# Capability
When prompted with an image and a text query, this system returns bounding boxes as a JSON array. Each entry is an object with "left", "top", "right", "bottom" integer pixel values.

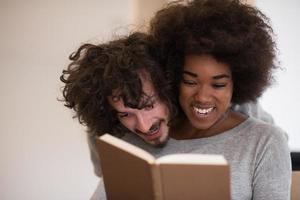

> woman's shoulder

[{"left": 245, "top": 117, "right": 288, "bottom": 143}]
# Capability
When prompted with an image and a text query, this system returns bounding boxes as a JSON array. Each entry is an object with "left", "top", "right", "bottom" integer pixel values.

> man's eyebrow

[{"left": 182, "top": 70, "right": 197, "bottom": 77}]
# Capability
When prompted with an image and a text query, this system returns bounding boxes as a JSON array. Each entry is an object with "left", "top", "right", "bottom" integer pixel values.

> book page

[
  {"left": 156, "top": 154, "right": 230, "bottom": 200},
  {"left": 99, "top": 134, "right": 155, "bottom": 163},
  {"left": 156, "top": 154, "right": 227, "bottom": 165}
]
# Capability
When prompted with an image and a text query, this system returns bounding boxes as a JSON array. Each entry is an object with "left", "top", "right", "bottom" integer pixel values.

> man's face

[{"left": 107, "top": 72, "right": 170, "bottom": 147}]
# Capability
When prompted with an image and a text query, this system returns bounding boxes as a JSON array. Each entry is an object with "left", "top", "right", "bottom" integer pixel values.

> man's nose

[{"left": 135, "top": 113, "right": 152, "bottom": 134}]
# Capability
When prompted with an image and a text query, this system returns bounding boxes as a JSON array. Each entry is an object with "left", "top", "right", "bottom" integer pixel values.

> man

[
  {"left": 60, "top": 32, "right": 177, "bottom": 176},
  {"left": 107, "top": 70, "right": 170, "bottom": 147}
]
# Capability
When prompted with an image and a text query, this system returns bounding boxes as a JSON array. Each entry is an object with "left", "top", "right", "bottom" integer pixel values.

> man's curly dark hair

[
  {"left": 60, "top": 32, "right": 176, "bottom": 137},
  {"left": 149, "top": 0, "right": 278, "bottom": 104}
]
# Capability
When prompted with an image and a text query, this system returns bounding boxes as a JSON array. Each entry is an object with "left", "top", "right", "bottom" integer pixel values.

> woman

[{"left": 148, "top": 0, "right": 291, "bottom": 199}]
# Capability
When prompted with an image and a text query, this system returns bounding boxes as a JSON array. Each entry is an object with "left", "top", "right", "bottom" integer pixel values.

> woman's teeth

[{"left": 193, "top": 107, "right": 214, "bottom": 115}]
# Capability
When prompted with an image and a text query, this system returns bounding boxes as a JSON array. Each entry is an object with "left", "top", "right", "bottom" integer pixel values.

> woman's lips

[{"left": 192, "top": 106, "right": 215, "bottom": 118}]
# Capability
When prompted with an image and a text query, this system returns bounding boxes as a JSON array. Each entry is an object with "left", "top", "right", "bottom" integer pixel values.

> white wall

[
  {"left": 256, "top": 0, "right": 300, "bottom": 151},
  {"left": 1, "top": 1, "right": 299, "bottom": 199},
  {"left": 0, "top": 1, "right": 131, "bottom": 199}
]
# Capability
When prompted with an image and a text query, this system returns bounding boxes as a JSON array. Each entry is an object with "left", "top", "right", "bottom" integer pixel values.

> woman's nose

[{"left": 194, "top": 86, "right": 212, "bottom": 102}]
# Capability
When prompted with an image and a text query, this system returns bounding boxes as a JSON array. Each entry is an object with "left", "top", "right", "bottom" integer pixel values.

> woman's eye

[
  {"left": 182, "top": 79, "right": 197, "bottom": 86},
  {"left": 213, "top": 83, "right": 226, "bottom": 88}
]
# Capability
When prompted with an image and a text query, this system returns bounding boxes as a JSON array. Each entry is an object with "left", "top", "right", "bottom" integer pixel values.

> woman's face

[{"left": 179, "top": 54, "right": 233, "bottom": 132}]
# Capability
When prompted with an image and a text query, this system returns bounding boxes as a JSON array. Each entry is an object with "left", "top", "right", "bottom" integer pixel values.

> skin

[
  {"left": 107, "top": 71, "right": 170, "bottom": 147},
  {"left": 173, "top": 54, "right": 246, "bottom": 139},
  {"left": 108, "top": 55, "right": 246, "bottom": 145}
]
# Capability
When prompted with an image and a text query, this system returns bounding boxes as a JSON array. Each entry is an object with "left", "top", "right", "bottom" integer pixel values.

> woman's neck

[{"left": 170, "top": 110, "right": 247, "bottom": 140}]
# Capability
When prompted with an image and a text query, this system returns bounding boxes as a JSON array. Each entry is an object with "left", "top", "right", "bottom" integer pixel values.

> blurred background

[{"left": 0, "top": 0, "right": 299, "bottom": 199}]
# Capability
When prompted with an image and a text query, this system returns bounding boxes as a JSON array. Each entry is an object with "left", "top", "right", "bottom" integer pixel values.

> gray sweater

[
  {"left": 88, "top": 102, "right": 275, "bottom": 178},
  {"left": 91, "top": 117, "right": 291, "bottom": 200}
]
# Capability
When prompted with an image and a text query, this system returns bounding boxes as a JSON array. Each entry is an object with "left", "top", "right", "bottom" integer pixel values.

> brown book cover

[{"left": 97, "top": 134, "right": 231, "bottom": 200}]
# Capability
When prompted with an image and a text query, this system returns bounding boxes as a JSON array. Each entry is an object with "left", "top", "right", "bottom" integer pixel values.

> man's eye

[
  {"left": 144, "top": 104, "right": 154, "bottom": 111},
  {"left": 182, "top": 79, "right": 197, "bottom": 86},
  {"left": 118, "top": 113, "right": 129, "bottom": 118},
  {"left": 213, "top": 83, "right": 226, "bottom": 88}
]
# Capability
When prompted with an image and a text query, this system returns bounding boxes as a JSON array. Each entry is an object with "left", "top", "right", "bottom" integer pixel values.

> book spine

[{"left": 152, "top": 164, "right": 164, "bottom": 200}]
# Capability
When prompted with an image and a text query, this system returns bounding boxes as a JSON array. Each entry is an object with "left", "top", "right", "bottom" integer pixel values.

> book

[{"left": 96, "top": 134, "right": 231, "bottom": 200}]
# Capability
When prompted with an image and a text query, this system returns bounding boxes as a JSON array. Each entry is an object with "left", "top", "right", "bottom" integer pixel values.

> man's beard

[{"left": 152, "top": 135, "right": 170, "bottom": 148}]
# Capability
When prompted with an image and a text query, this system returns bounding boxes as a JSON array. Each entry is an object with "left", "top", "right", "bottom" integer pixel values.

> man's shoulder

[
  {"left": 245, "top": 117, "right": 288, "bottom": 143},
  {"left": 232, "top": 102, "right": 274, "bottom": 124}
]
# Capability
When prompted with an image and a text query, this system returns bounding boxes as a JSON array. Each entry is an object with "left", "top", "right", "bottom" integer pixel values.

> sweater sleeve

[
  {"left": 252, "top": 125, "right": 291, "bottom": 200},
  {"left": 90, "top": 178, "right": 107, "bottom": 200},
  {"left": 87, "top": 133, "right": 102, "bottom": 177}
]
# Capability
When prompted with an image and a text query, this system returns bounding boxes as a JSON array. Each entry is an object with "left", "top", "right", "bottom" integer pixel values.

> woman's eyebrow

[
  {"left": 182, "top": 70, "right": 197, "bottom": 77},
  {"left": 183, "top": 70, "right": 230, "bottom": 80},
  {"left": 213, "top": 74, "right": 231, "bottom": 80}
]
